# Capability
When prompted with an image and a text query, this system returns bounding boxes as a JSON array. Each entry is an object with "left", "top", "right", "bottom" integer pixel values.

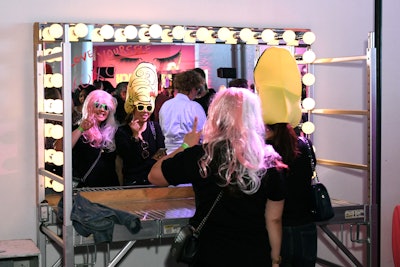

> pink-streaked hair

[
  {"left": 80, "top": 89, "right": 118, "bottom": 151},
  {"left": 199, "top": 87, "right": 281, "bottom": 194}
]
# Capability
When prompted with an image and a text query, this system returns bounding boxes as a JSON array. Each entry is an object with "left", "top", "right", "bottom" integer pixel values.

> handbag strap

[
  {"left": 81, "top": 149, "right": 103, "bottom": 183},
  {"left": 196, "top": 190, "right": 223, "bottom": 233},
  {"left": 300, "top": 137, "right": 319, "bottom": 184}
]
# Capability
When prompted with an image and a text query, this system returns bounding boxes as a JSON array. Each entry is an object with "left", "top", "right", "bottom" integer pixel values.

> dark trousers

[{"left": 281, "top": 223, "right": 317, "bottom": 267}]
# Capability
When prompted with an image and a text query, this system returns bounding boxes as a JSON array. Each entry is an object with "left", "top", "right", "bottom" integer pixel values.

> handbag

[
  {"left": 170, "top": 190, "right": 223, "bottom": 264},
  {"left": 302, "top": 137, "right": 335, "bottom": 222}
]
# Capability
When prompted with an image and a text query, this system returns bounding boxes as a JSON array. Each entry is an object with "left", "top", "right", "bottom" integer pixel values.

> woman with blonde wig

[{"left": 149, "top": 87, "right": 285, "bottom": 267}]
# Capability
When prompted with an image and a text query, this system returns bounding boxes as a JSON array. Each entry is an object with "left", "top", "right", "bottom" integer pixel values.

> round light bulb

[
  {"left": 44, "top": 177, "right": 53, "bottom": 188},
  {"left": 74, "top": 23, "right": 89, "bottom": 38},
  {"left": 44, "top": 100, "right": 54, "bottom": 113},
  {"left": 303, "top": 31, "right": 316, "bottom": 45},
  {"left": 172, "top": 26, "right": 185, "bottom": 40},
  {"left": 100, "top": 24, "right": 114, "bottom": 39},
  {"left": 45, "top": 149, "right": 56, "bottom": 163},
  {"left": 42, "top": 27, "right": 55, "bottom": 41},
  {"left": 161, "top": 29, "right": 173, "bottom": 43},
  {"left": 50, "top": 73, "right": 63, "bottom": 88},
  {"left": 44, "top": 123, "right": 53, "bottom": 137},
  {"left": 302, "top": 97, "right": 316, "bottom": 111},
  {"left": 114, "top": 28, "right": 127, "bottom": 42},
  {"left": 49, "top": 24, "right": 63, "bottom": 39},
  {"left": 302, "top": 121, "right": 315, "bottom": 134},
  {"left": 52, "top": 180, "right": 64, "bottom": 192},
  {"left": 51, "top": 124, "right": 63, "bottom": 139},
  {"left": 261, "top": 29, "right": 275, "bottom": 42},
  {"left": 138, "top": 27, "right": 150, "bottom": 42},
  {"left": 52, "top": 151, "right": 64, "bottom": 166},
  {"left": 149, "top": 24, "right": 163, "bottom": 38},
  {"left": 124, "top": 25, "right": 138, "bottom": 39},
  {"left": 196, "top": 27, "right": 209, "bottom": 41},
  {"left": 217, "top": 27, "right": 231, "bottom": 41},
  {"left": 239, "top": 28, "right": 253, "bottom": 42},
  {"left": 283, "top": 30, "right": 296, "bottom": 43},
  {"left": 302, "top": 50, "right": 316, "bottom": 63},
  {"left": 302, "top": 73, "right": 316, "bottom": 86}
]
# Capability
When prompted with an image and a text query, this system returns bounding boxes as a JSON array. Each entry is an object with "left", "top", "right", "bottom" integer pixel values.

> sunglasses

[
  {"left": 137, "top": 104, "right": 154, "bottom": 113},
  {"left": 94, "top": 102, "right": 109, "bottom": 111},
  {"left": 141, "top": 140, "right": 150, "bottom": 159}
]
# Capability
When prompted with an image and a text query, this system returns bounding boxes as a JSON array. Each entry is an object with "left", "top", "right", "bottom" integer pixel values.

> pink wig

[
  {"left": 200, "top": 88, "right": 280, "bottom": 194},
  {"left": 80, "top": 90, "right": 118, "bottom": 150}
]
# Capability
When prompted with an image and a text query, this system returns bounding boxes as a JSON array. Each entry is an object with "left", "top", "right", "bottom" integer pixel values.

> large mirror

[{"left": 35, "top": 22, "right": 315, "bottom": 192}]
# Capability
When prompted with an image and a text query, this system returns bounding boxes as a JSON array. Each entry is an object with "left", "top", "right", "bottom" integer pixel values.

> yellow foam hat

[
  {"left": 254, "top": 47, "right": 302, "bottom": 127},
  {"left": 125, "top": 62, "right": 158, "bottom": 114}
]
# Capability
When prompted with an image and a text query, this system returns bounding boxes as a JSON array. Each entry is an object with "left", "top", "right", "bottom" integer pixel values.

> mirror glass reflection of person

[
  {"left": 115, "top": 105, "right": 165, "bottom": 186},
  {"left": 56, "top": 89, "right": 120, "bottom": 188},
  {"left": 149, "top": 88, "right": 285, "bottom": 267},
  {"left": 159, "top": 70, "right": 207, "bottom": 154}
]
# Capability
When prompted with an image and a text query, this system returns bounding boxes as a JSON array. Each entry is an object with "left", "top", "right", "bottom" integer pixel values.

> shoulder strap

[
  {"left": 301, "top": 137, "right": 319, "bottom": 184},
  {"left": 149, "top": 121, "right": 156, "bottom": 140}
]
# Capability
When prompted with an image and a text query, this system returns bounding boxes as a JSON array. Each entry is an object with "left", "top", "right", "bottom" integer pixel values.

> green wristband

[
  {"left": 181, "top": 142, "right": 189, "bottom": 150},
  {"left": 78, "top": 126, "right": 85, "bottom": 132}
]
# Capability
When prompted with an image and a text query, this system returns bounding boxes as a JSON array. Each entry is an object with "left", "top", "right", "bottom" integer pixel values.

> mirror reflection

[{"left": 38, "top": 23, "right": 312, "bottom": 192}]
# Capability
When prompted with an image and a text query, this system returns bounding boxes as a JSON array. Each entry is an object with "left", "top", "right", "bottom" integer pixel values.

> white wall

[{"left": 2, "top": 0, "right": 398, "bottom": 266}]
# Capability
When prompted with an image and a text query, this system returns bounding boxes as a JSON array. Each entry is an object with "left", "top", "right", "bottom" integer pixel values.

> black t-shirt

[
  {"left": 161, "top": 145, "right": 285, "bottom": 267},
  {"left": 115, "top": 121, "right": 165, "bottom": 185},
  {"left": 72, "top": 136, "right": 119, "bottom": 187}
]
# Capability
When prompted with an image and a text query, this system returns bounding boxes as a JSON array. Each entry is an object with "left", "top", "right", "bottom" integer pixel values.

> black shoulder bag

[
  {"left": 302, "top": 137, "right": 335, "bottom": 222},
  {"left": 170, "top": 190, "right": 223, "bottom": 264}
]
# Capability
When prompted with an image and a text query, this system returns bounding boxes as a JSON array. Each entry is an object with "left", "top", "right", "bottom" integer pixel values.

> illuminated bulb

[
  {"left": 149, "top": 24, "right": 163, "bottom": 38},
  {"left": 138, "top": 27, "right": 150, "bottom": 42},
  {"left": 239, "top": 28, "right": 254, "bottom": 42},
  {"left": 52, "top": 151, "right": 64, "bottom": 166},
  {"left": 49, "top": 24, "right": 63, "bottom": 39},
  {"left": 303, "top": 31, "right": 316, "bottom": 45},
  {"left": 53, "top": 99, "right": 63, "bottom": 114},
  {"left": 261, "top": 29, "right": 275, "bottom": 42},
  {"left": 91, "top": 28, "right": 104, "bottom": 42},
  {"left": 44, "top": 99, "right": 54, "bottom": 113},
  {"left": 68, "top": 27, "right": 79, "bottom": 42},
  {"left": 51, "top": 124, "right": 63, "bottom": 139},
  {"left": 44, "top": 74, "right": 53, "bottom": 88},
  {"left": 74, "top": 23, "right": 89, "bottom": 38},
  {"left": 302, "top": 97, "right": 316, "bottom": 111},
  {"left": 301, "top": 121, "right": 315, "bottom": 134},
  {"left": 161, "top": 29, "right": 173, "bottom": 43},
  {"left": 52, "top": 180, "right": 64, "bottom": 192},
  {"left": 302, "top": 73, "right": 315, "bottom": 86},
  {"left": 183, "top": 30, "right": 196, "bottom": 43},
  {"left": 100, "top": 24, "right": 114, "bottom": 39},
  {"left": 217, "top": 27, "right": 231, "bottom": 41},
  {"left": 302, "top": 50, "right": 316, "bottom": 63},
  {"left": 50, "top": 73, "right": 63, "bottom": 88},
  {"left": 44, "top": 177, "right": 53, "bottom": 188},
  {"left": 124, "top": 25, "right": 138, "bottom": 39},
  {"left": 44, "top": 123, "right": 53, "bottom": 137},
  {"left": 42, "top": 27, "right": 55, "bottom": 41},
  {"left": 196, "top": 27, "right": 209, "bottom": 41},
  {"left": 172, "top": 26, "right": 185, "bottom": 40},
  {"left": 45, "top": 149, "right": 56, "bottom": 163},
  {"left": 114, "top": 28, "right": 127, "bottom": 42},
  {"left": 283, "top": 30, "right": 296, "bottom": 43}
]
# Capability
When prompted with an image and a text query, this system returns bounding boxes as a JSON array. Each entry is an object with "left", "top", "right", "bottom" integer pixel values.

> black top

[
  {"left": 115, "top": 121, "right": 165, "bottom": 185},
  {"left": 72, "top": 135, "right": 119, "bottom": 188},
  {"left": 161, "top": 145, "right": 285, "bottom": 267},
  {"left": 279, "top": 137, "right": 316, "bottom": 226}
]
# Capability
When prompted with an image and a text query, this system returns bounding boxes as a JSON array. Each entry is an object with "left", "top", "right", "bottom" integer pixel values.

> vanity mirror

[{"left": 34, "top": 22, "right": 315, "bottom": 193}]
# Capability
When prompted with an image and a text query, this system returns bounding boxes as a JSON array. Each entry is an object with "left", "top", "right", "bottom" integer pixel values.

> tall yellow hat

[
  {"left": 125, "top": 62, "right": 158, "bottom": 114},
  {"left": 254, "top": 47, "right": 302, "bottom": 127}
]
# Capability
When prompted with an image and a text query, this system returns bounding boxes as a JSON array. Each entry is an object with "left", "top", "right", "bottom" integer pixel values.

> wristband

[
  {"left": 78, "top": 126, "right": 85, "bottom": 133},
  {"left": 181, "top": 142, "right": 190, "bottom": 150}
]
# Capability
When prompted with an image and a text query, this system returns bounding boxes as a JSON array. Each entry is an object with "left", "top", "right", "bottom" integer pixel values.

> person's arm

[
  {"left": 265, "top": 199, "right": 284, "bottom": 266},
  {"left": 148, "top": 117, "right": 201, "bottom": 186},
  {"left": 54, "top": 119, "right": 93, "bottom": 150}
]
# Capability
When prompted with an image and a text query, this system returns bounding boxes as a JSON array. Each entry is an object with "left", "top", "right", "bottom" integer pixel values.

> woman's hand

[
  {"left": 79, "top": 118, "right": 94, "bottom": 132},
  {"left": 183, "top": 117, "right": 202, "bottom": 147},
  {"left": 129, "top": 119, "right": 145, "bottom": 139}
]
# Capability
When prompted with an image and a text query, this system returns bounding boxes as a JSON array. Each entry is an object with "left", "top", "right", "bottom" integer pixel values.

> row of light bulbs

[{"left": 40, "top": 23, "right": 316, "bottom": 45}]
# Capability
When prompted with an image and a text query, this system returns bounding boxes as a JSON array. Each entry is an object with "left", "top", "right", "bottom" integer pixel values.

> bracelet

[
  {"left": 272, "top": 256, "right": 282, "bottom": 264},
  {"left": 78, "top": 126, "right": 85, "bottom": 132},
  {"left": 181, "top": 142, "right": 190, "bottom": 150}
]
